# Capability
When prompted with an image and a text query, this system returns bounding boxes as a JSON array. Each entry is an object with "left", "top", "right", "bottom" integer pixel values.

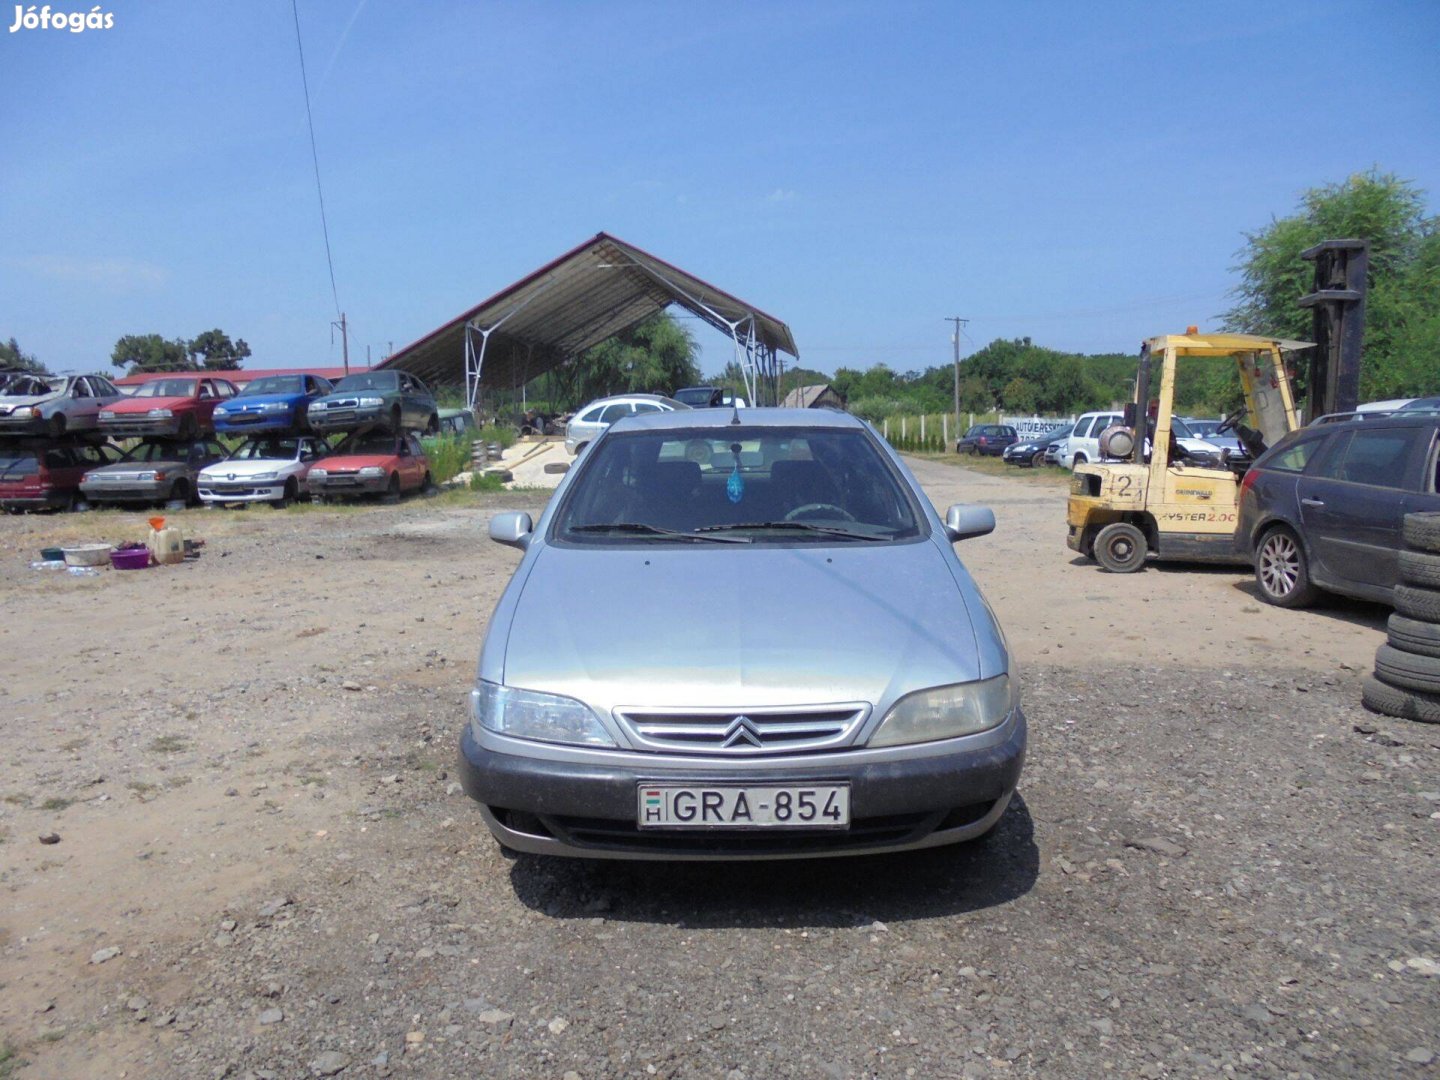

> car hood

[
  {"left": 313, "top": 453, "right": 400, "bottom": 469},
  {"left": 223, "top": 393, "right": 303, "bottom": 408},
  {"left": 87, "top": 459, "right": 186, "bottom": 475},
  {"left": 109, "top": 395, "right": 193, "bottom": 412},
  {"left": 199, "top": 458, "right": 297, "bottom": 477},
  {"left": 499, "top": 539, "right": 992, "bottom": 712},
  {"left": 312, "top": 391, "right": 392, "bottom": 406},
  {"left": 0, "top": 391, "right": 60, "bottom": 409}
]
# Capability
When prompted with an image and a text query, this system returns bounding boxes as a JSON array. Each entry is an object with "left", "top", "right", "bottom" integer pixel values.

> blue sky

[{"left": 2, "top": 0, "right": 1437, "bottom": 379}]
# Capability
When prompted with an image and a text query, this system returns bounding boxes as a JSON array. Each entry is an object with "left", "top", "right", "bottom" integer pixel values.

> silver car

[
  {"left": 563, "top": 393, "right": 690, "bottom": 455},
  {"left": 0, "top": 373, "right": 123, "bottom": 436},
  {"left": 460, "top": 408, "right": 1024, "bottom": 860}
]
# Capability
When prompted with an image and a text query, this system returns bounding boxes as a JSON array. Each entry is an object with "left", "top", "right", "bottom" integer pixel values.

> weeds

[
  {"left": 40, "top": 797, "right": 73, "bottom": 812},
  {"left": 147, "top": 735, "right": 190, "bottom": 754}
]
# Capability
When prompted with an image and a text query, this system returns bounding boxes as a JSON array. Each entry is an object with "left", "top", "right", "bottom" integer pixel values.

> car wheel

[
  {"left": 1398, "top": 549, "right": 1440, "bottom": 588},
  {"left": 1093, "top": 522, "right": 1147, "bottom": 573},
  {"left": 1394, "top": 583, "right": 1440, "bottom": 623},
  {"left": 382, "top": 472, "right": 401, "bottom": 504},
  {"left": 1072, "top": 453, "right": 1087, "bottom": 466},
  {"left": 1362, "top": 674, "right": 1440, "bottom": 724},
  {"left": 1402, "top": 512, "right": 1440, "bottom": 554},
  {"left": 421, "top": 470, "right": 436, "bottom": 496},
  {"left": 1254, "top": 526, "right": 1317, "bottom": 608},
  {"left": 272, "top": 478, "right": 298, "bottom": 509},
  {"left": 49, "top": 414, "right": 66, "bottom": 437},
  {"left": 1031, "top": 450, "right": 1046, "bottom": 468},
  {"left": 574, "top": 442, "right": 588, "bottom": 456}
]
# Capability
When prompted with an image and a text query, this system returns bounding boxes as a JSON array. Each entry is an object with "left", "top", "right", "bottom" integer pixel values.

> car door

[{"left": 1297, "top": 424, "right": 1429, "bottom": 594}]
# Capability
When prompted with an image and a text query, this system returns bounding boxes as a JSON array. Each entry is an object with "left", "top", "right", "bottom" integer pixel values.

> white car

[
  {"left": 1058, "top": 411, "right": 1221, "bottom": 468},
  {"left": 563, "top": 393, "right": 690, "bottom": 455},
  {"left": 198, "top": 435, "right": 330, "bottom": 508}
]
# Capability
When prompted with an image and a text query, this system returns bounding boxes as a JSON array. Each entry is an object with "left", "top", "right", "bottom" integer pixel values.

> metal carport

[{"left": 376, "top": 232, "right": 799, "bottom": 410}]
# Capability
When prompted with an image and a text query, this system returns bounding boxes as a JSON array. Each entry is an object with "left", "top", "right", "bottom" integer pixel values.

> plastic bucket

[{"left": 110, "top": 548, "right": 151, "bottom": 570}]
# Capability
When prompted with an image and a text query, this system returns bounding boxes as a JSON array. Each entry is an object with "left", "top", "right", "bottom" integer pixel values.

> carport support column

[{"left": 465, "top": 320, "right": 496, "bottom": 413}]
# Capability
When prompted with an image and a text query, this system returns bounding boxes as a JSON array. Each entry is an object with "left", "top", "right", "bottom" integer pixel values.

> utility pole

[
  {"left": 946, "top": 316, "right": 968, "bottom": 428},
  {"left": 332, "top": 313, "right": 350, "bottom": 375}
]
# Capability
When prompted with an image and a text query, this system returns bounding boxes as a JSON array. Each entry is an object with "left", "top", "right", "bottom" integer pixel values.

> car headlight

[
  {"left": 867, "top": 675, "right": 1016, "bottom": 747},
  {"left": 12, "top": 406, "right": 34, "bottom": 418},
  {"left": 135, "top": 471, "right": 156, "bottom": 482},
  {"left": 213, "top": 406, "right": 229, "bottom": 416},
  {"left": 469, "top": 683, "right": 615, "bottom": 747},
  {"left": 260, "top": 402, "right": 289, "bottom": 413},
  {"left": 358, "top": 466, "right": 386, "bottom": 477},
  {"left": 249, "top": 472, "right": 279, "bottom": 482},
  {"left": 358, "top": 396, "right": 384, "bottom": 407},
  {"left": 309, "top": 468, "right": 328, "bottom": 479},
  {"left": 147, "top": 408, "right": 173, "bottom": 418}
]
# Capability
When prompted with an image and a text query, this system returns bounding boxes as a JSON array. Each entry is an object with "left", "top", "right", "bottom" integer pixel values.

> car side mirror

[
  {"left": 489, "top": 511, "right": 534, "bottom": 549},
  {"left": 943, "top": 504, "right": 995, "bottom": 543}
]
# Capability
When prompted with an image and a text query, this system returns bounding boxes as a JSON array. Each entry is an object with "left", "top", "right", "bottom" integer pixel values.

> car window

[
  {"left": 1316, "top": 427, "right": 1423, "bottom": 488},
  {"left": 199, "top": 382, "right": 214, "bottom": 399},
  {"left": 555, "top": 426, "right": 922, "bottom": 543},
  {"left": 577, "top": 406, "right": 604, "bottom": 424},
  {"left": 599, "top": 403, "right": 633, "bottom": 424},
  {"left": 632, "top": 402, "right": 663, "bottom": 415},
  {"left": 76, "top": 444, "right": 119, "bottom": 465},
  {"left": 1265, "top": 436, "right": 1321, "bottom": 473},
  {"left": 71, "top": 379, "right": 91, "bottom": 398},
  {"left": 0, "top": 452, "right": 39, "bottom": 474},
  {"left": 43, "top": 449, "right": 71, "bottom": 468}
]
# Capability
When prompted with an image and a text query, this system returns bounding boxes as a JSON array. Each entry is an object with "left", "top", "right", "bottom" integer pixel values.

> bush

[
  {"left": 477, "top": 424, "right": 517, "bottom": 450},
  {"left": 419, "top": 434, "right": 475, "bottom": 485}
]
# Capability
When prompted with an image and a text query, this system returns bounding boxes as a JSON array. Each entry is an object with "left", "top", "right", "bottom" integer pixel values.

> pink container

[{"left": 110, "top": 548, "right": 151, "bottom": 570}]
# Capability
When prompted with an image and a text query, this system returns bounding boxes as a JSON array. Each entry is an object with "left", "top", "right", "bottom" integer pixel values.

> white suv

[
  {"left": 1059, "top": 411, "right": 1222, "bottom": 469},
  {"left": 563, "top": 394, "right": 690, "bottom": 455}
]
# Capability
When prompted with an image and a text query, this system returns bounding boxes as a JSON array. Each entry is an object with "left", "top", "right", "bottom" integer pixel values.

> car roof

[
  {"left": 609, "top": 406, "right": 865, "bottom": 434},
  {"left": 579, "top": 393, "right": 676, "bottom": 408}
]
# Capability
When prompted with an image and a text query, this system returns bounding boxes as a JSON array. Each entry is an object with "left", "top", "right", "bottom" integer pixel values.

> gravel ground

[{"left": 0, "top": 460, "right": 1435, "bottom": 1079}]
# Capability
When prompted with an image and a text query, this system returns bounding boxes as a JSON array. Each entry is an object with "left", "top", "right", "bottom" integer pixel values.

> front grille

[{"left": 613, "top": 704, "right": 869, "bottom": 756}]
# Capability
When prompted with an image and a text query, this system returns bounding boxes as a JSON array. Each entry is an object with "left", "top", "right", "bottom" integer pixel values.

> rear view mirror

[
  {"left": 489, "top": 511, "right": 534, "bottom": 549},
  {"left": 943, "top": 504, "right": 995, "bottom": 543}
]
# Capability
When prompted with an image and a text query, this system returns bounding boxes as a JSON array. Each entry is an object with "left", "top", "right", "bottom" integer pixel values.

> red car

[
  {"left": 307, "top": 431, "right": 432, "bottom": 501},
  {"left": 99, "top": 376, "right": 239, "bottom": 438},
  {"left": 0, "top": 442, "right": 121, "bottom": 512}
]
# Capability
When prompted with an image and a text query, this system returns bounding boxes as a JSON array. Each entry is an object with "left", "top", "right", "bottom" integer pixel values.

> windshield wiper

[
  {"left": 568, "top": 522, "right": 751, "bottom": 544},
  {"left": 696, "top": 521, "right": 891, "bottom": 541}
]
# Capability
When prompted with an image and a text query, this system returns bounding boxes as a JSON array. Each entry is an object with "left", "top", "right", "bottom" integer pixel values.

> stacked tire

[{"left": 1363, "top": 512, "right": 1440, "bottom": 722}]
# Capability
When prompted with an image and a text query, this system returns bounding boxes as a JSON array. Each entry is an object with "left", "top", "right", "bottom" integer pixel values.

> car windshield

[
  {"left": 0, "top": 375, "right": 62, "bottom": 396},
  {"left": 673, "top": 388, "right": 720, "bottom": 406},
  {"left": 120, "top": 442, "right": 180, "bottom": 463},
  {"left": 554, "top": 426, "right": 921, "bottom": 544},
  {"left": 332, "top": 373, "right": 397, "bottom": 392},
  {"left": 334, "top": 432, "right": 397, "bottom": 455},
  {"left": 239, "top": 376, "right": 303, "bottom": 396},
  {"left": 131, "top": 378, "right": 197, "bottom": 398},
  {"left": 232, "top": 438, "right": 300, "bottom": 460},
  {"left": 0, "top": 452, "right": 39, "bottom": 474}
]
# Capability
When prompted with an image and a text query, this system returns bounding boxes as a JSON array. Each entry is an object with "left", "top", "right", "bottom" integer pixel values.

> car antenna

[{"left": 729, "top": 401, "right": 741, "bottom": 425}]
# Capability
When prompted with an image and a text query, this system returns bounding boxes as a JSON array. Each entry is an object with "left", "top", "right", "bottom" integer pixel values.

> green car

[{"left": 306, "top": 371, "right": 440, "bottom": 435}]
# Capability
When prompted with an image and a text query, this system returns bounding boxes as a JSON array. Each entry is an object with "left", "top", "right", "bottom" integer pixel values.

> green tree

[
  {"left": 188, "top": 328, "right": 251, "bottom": 371},
  {"left": 546, "top": 312, "right": 700, "bottom": 408},
  {"left": 1224, "top": 169, "right": 1440, "bottom": 399},
  {"left": 111, "top": 333, "right": 191, "bottom": 373},
  {"left": 0, "top": 337, "right": 47, "bottom": 374}
]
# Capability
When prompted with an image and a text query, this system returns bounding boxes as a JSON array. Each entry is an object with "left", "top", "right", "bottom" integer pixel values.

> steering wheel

[
  {"left": 1216, "top": 407, "right": 1247, "bottom": 435},
  {"left": 784, "top": 503, "right": 856, "bottom": 523}
]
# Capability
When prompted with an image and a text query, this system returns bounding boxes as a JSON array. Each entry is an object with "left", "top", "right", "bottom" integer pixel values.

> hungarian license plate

[{"left": 636, "top": 783, "right": 850, "bottom": 829}]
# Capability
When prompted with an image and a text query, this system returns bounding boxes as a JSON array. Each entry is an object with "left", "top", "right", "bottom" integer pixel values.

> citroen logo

[{"left": 720, "top": 716, "right": 764, "bottom": 749}]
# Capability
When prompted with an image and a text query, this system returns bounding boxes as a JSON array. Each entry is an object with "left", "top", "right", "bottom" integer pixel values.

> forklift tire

[
  {"left": 1362, "top": 674, "right": 1440, "bottom": 724},
  {"left": 1394, "top": 584, "right": 1440, "bottom": 623},
  {"left": 1374, "top": 644, "right": 1440, "bottom": 695},
  {"left": 1093, "top": 522, "right": 1147, "bottom": 573},
  {"left": 1399, "top": 549, "right": 1440, "bottom": 588},
  {"left": 1403, "top": 512, "right": 1440, "bottom": 554},
  {"left": 1387, "top": 614, "right": 1440, "bottom": 659}
]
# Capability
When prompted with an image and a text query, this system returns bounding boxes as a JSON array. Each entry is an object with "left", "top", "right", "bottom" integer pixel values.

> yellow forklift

[{"left": 1065, "top": 331, "right": 1309, "bottom": 572}]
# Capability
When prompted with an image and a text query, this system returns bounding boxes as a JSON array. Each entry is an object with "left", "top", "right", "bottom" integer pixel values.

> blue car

[{"left": 213, "top": 374, "right": 334, "bottom": 435}]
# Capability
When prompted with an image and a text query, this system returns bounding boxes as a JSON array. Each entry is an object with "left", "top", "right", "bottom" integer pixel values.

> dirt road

[{"left": 0, "top": 459, "right": 1434, "bottom": 1079}]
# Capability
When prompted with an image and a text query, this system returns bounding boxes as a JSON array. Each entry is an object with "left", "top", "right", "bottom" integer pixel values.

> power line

[{"left": 290, "top": 0, "right": 341, "bottom": 318}]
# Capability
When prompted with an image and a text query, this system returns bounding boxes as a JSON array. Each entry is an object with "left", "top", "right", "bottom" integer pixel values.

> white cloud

[
  {"left": 16, "top": 255, "right": 168, "bottom": 292},
  {"left": 764, "top": 188, "right": 797, "bottom": 203}
]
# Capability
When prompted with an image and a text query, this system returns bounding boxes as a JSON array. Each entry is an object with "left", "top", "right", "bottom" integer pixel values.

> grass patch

[
  {"left": 146, "top": 735, "right": 190, "bottom": 754},
  {"left": 2, "top": 793, "right": 29, "bottom": 806},
  {"left": 910, "top": 450, "right": 1071, "bottom": 485},
  {"left": 59, "top": 737, "right": 89, "bottom": 753},
  {"left": 419, "top": 432, "right": 478, "bottom": 484},
  {"left": 1, "top": 1041, "right": 24, "bottom": 1078},
  {"left": 470, "top": 472, "right": 508, "bottom": 493},
  {"left": 126, "top": 780, "right": 158, "bottom": 795},
  {"left": 39, "top": 797, "right": 73, "bottom": 812},
  {"left": 477, "top": 423, "right": 518, "bottom": 451}
]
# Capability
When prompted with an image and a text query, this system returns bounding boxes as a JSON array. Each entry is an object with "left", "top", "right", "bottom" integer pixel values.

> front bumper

[
  {"left": 309, "top": 406, "right": 387, "bottom": 432},
  {"left": 311, "top": 474, "right": 388, "bottom": 496},
  {"left": 0, "top": 416, "right": 50, "bottom": 434},
  {"left": 99, "top": 416, "right": 184, "bottom": 438},
  {"left": 0, "top": 490, "right": 69, "bottom": 509},
  {"left": 215, "top": 413, "right": 297, "bottom": 434},
  {"left": 458, "top": 711, "right": 1026, "bottom": 860},
  {"left": 198, "top": 480, "right": 290, "bottom": 503},
  {"left": 80, "top": 481, "right": 167, "bottom": 503}
]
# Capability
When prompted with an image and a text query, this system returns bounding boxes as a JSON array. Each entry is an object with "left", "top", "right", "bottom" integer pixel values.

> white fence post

[
  {"left": 901, "top": 416, "right": 907, "bottom": 440},
  {"left": 920, "top": 415, "right": 926, "bottom": 443},
  {"left": 943, "top": 415, "right": 948, "bottom": 447},
  {"left": 884, "top": 418, "right": 889, "bottom": 439}
]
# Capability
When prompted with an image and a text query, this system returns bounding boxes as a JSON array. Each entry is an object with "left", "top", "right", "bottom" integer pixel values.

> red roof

[{"left": 114, "top": 366, "right": 372, "bottom": 387}]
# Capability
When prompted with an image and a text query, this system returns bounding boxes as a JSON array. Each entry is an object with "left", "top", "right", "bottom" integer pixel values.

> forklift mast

[{"left": 1298, "top": 239, "right": 1368, "bottom": 422}]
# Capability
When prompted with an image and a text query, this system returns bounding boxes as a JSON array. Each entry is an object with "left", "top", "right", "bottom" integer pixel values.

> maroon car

[
  {"left": 956, "top": 424, "right": 1018, "bottom": 456},
  {"left": 0, "top": 442, "right": 121, "bottom": 512}
]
